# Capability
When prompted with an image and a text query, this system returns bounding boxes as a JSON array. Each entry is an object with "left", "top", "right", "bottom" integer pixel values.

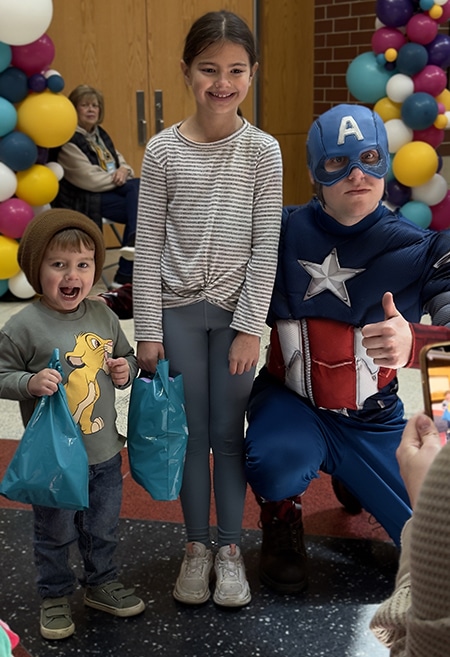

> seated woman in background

[{"left": 51, "top": 84, "right": 138, "bottom": 288}]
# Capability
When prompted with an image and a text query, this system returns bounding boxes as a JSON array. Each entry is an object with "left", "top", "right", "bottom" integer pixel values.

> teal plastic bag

[
  {"left": 127, "top": 359, "right": 188, "bottom": 501},
  {"left": 0, "top": 348, "right": 89, "bottom": 510}
]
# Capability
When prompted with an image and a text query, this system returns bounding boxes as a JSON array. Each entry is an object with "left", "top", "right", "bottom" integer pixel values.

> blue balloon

[
  {"left": 0, "top": 131, "right": 38, "bottom": 171},
  {"left": 426, "top": 35, "right": 450, "bottom": 69},
  {"left": 376, "top": 0, "right": 415, "bottom": 28},
  {"left": 346, "top": 52, "right": 394, "bottom": 104},
  {"left": 0, "top": 97, "right": 17, "bottom": 137},
  {"left": 400, "top": 200, "right": 432, "bottom": 229},
  {"left": 401, "top": 92, "right": 438, "bottom": 130},
  {"left": 46, "top": 74, "right": 65, "bottom": 93},
  {"left": 0, "top": 66, "right": 28, "bottom": 103},
  {"left": 396, "top": 43, "right": 428, "bottom": 76},
  {"left": 0, "top": 42, "right": 11, "bottom": 73}
]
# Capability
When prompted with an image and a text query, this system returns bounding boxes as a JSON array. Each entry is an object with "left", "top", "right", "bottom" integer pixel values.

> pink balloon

[
  {"left": 430, "top": 191, "right": 450, "bottom": 231},
  {"left": 406, "top": 14, "right": 439, "bottom": 45},
  {"left": 10, "top": 34, "right": 55, "bottom": 77},
  {"left": 413, "top": 125, "right": 445, "bottom": 149},
  {"left": 0, "top": 197, "right": 34, "bottom": 238},
  {"left": 437, "top": 1, "right": 450, "bottom": 24},
  {"left": 413, "top": 65, "right": 448, "bottom": 96},
  {"left": 371, "top": 26, "right": 407, "bottom": 55}
]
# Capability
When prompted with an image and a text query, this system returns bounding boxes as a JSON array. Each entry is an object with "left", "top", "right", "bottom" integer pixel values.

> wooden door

[{"left": 47, "top": 1, "right": 254, "bottom": 176}]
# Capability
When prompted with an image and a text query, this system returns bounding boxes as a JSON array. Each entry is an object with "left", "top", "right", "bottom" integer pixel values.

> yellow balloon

[
  {"left": 16, "top": 164, "right": 59, "bottom": 206},
  {"left": 429, "top": 5, "right": 443, "bottom": 19},
  {"left": 393, "top": 141, "right": 438, "bottom": 187},
  {"left": 0, "top": 235, "right": 20, "bottom": 279},
  {"left": 385, "top": 48, "right": 397, "bottom": 63},
  {"left": 17, "top": 90, "right": 77, "bottom": 148},
  {"left": 434, "top": 114, "right": 448, "bottom": 130},
  {"left": 373, "top": 96, "right": 402, "bottom": 122},
  {"left": 435, "top": 88, "right": 450, "bottom": 112}
]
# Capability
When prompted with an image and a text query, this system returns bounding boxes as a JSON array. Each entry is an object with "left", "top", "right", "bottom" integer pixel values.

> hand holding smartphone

[{"left": 420, "top": 342, "right": 450, "bottom": 422}]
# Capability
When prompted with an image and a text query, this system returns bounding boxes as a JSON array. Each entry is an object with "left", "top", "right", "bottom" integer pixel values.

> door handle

[
  {"left": 136, "top": 90, "right": 147, "bottom": 145},
  {"left": 155, "top": 90, "right": 164, "bottom": 133}
]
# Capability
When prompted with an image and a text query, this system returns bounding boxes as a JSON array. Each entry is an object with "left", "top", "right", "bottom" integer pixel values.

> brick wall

[{"left": 314, "top": 0, "right": 376, "bottom": 117}]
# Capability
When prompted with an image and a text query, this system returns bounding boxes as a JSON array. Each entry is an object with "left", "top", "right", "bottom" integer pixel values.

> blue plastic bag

[
  {"left": 127, "top": 359, "right": 188, "bottom": 501},
  {"left": 0, "top": 349, "right": 89, "bottom": 510}
]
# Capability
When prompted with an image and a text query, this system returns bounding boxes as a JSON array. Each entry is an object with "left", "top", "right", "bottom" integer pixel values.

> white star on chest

[{"left": 299, "top": 248, "right": 365, "bottom": 307}]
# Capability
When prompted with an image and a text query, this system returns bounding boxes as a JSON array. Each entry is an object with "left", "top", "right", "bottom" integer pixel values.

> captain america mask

[{"left": 307, "top": 104, "right": 390, "bottom": 186}]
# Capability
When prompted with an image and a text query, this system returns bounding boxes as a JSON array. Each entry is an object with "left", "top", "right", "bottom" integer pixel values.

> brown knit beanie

[{"left": 18, "top": 208, "right": 106, "bottom": 294}]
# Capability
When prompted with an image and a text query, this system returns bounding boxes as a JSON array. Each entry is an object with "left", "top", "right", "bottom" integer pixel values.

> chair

[{"left": 101, "top": 218, "right": 122, "bottom": 287}]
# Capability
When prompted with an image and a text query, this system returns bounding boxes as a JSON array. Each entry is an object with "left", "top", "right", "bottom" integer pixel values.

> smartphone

[{"left": 419, "top": 342, "right": 450, "bottom": 423}]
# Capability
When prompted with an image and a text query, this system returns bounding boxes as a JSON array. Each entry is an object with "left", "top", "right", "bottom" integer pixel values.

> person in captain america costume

[{"left": 245, "top": 103, "right": 450, "bottom": 595}]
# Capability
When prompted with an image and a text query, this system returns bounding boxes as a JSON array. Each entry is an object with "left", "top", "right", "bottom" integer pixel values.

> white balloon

[
  {"left": 435, "top": 0, "right": 448, "bottom": 5},
  {"left": 444, "top": 111, "right": 450, "bottom": 129},
  {"left": 44, "top": 68, "right": 60, "bottom": 79},
  {"left": 386, "top": 74, "right": 414, "bottom": 104},
  {"left": 0, "top": 0, "right": 53, "bottom": 46},
  {"left": 384, "top": 118, "right": 413, "bottom": 153},
  {"left": 8, "top": 271, "right": 36, "bottom": 299},
  {"left": 0, "top": 162, "right": 17, "bottom": 202},
  {"left": 411, "top": 174, "right": 449, "bottom": 206},
  {"left": 32, "top": 204, "right": 52, "bottom": 216},
  {"left": 45, "top": 161, "right": 64, "bottom": 181}
]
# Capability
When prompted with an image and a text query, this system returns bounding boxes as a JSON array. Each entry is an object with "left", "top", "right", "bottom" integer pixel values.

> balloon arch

[
  {"left": 347, "top": 0, "right": 450, "bottom": 231},
  {"left": 0, "top": 0, "right": 77, "bottom": 299}
]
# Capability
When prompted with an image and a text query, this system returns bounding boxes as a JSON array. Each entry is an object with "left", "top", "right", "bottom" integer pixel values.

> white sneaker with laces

[
  {"left": 213, "top": 544, "right": 251, "bottom": 607},
  {"left": 173, "top": 541, "right": 213, "bottom": 604}
]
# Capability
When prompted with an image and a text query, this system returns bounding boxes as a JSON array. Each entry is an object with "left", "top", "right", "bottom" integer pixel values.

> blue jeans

[
  {"left": 100, "top": 178, "right": 139, "bottom": 280},
  {"left": 33, "top": 453, "right": 123, "bottom": 599}
]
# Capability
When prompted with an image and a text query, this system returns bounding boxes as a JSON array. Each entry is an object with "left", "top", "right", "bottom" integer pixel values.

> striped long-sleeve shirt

[{"left": 133, "top": 119, "right": 283, "bottom": 342}]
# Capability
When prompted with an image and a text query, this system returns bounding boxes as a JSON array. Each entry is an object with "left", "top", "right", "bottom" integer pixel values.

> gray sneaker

[
  {"left": 84, "top": 581, "right": 145, "bottom": 617},
  {"left": 213, "top": 544, "right": 251, "bottom": 607},
  {"left": 173, "top": 541, "right": 213, "bottom": 604},
  {"left": 40, "top": 596, "right": 75, "bottom": 640}
]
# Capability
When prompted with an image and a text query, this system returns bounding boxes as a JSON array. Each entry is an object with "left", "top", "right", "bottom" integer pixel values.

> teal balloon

[
  {"left": 0, "top": 97, "right": 17, "bottom": 136},
  {"left": 346, "top": 52, "right": 394, "bottom": 103},
  {"left": 400, "top": 200, "right": 432, "bottom": 229},
  {"left": 0, "top": 278, "right": 9, "bottom": 296},
  {"left": 0, "top": 41, "right": 11, "bottom": 73}
]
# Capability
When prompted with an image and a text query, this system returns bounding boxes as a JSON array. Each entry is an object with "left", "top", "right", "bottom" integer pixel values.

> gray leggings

[{"left": 163, "top": 301, "right": 255, "bottom": 547}]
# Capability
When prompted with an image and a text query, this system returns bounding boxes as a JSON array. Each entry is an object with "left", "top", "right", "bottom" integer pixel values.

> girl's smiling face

[
  {"left": 181, "top": 40, "right": 257, "bottom": 118},
  {"left": 39, "top": 244, "right": 96, "bottom": 313}
]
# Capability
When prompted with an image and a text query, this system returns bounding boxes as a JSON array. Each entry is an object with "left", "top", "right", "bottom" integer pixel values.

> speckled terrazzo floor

[{"left": 0, "top": 509, "right": 396, "bottom": 657}]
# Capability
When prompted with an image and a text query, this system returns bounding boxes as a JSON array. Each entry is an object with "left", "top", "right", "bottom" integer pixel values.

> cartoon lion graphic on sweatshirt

[{"left": 64, "top": 332, "right": 113, "bottom": 435}]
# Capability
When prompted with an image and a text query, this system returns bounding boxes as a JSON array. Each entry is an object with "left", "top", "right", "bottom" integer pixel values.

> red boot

[{"left": 257, "top": 495, "right": 308, "bottom": 594}]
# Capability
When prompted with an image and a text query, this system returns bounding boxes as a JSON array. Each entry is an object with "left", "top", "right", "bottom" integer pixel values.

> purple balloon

[
  {"left": 426, "top": 34, "right": 450, "bottom": 69},
  {"left": 387, "top": 179, "right": 411, "bottom": 207},
  {"left": 376, "top": 0, "right": 415, "bottom": 28},
  {"left": 36, "top": 147, "right": 49, "bottom": 165},
  {"left": 28, "top": 73, "right": 47, "bottom": 92}
]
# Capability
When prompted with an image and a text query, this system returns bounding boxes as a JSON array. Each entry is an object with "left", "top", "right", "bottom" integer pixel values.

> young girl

[{"left": 133, "top": 10, "right": 283, "bottom": 607}]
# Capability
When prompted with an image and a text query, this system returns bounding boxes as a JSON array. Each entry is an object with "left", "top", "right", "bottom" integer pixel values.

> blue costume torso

[
  {"left": 245, "top": 198, "right": 450, "bottom": 546},
  {"left": 270, "top": 198, "right": 450, "bottom": 327}
]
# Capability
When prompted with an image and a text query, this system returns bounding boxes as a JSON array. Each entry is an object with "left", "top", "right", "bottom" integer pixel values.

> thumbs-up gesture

[{"left": 361, "top": 292, "right": 413, "bottom": 368}]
